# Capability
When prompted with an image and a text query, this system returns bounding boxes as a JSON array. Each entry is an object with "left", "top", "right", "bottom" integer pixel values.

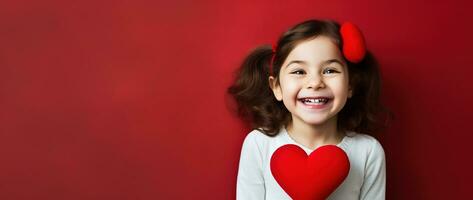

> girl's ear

[
  {"left": 269, "top": 76, "right": 283, "bottom": 101},
  {"left": 348, "top": 86, "right": 353, "bottom": 98}
]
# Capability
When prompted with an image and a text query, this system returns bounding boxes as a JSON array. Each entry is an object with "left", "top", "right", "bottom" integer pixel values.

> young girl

[{"left": 228, "top": 19, "right": 390, "bottom": 200}]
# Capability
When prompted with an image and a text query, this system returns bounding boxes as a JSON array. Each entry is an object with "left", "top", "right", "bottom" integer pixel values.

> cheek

[
  {"left": 329, "top": 78, "right": 350, "bottom": 95},
  {"left": 281, "top": 80, "right": 299, "bottom": 96}
]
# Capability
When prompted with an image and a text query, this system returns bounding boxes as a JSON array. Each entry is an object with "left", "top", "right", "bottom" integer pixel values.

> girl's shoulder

[
  {"left": 344, "top": 131, "right": 385, "bottom": 159},
  {"left": 243, "top": 128, "right": 282, "bottom": 144},
  {"left": 241, "top": 128, "right": 286, "bottom": 150},
  {"left": 346, "top": 131, "right": 382, "bottom": 146}
]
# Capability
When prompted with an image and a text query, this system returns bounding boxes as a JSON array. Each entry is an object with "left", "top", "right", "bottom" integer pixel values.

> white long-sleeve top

[{"left": 236, "top": 126, "right": 386, "bottom": 200}]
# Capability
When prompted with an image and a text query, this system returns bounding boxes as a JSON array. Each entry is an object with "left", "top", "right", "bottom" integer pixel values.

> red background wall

[{"left": 1, "top": 0, "right": 472, "bottom": 199}]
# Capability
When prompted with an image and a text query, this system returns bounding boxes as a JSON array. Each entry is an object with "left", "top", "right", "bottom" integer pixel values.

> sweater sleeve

[
  {"left": 236, "top": 131, "right": 266, "bottom": 200},
  {"left": 359, "top": 138, "right": 386, "bottom": 200}
]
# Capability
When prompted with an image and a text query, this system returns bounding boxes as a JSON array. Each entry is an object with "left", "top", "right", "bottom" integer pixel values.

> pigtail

[
  {"left": 227, "top": 45, "right": 290, "bottom": 136},
  {"left": 338, "top": 51, "right": 393, "bottom": 135}
]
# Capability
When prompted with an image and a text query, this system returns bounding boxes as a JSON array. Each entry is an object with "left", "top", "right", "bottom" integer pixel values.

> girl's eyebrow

[{"left": 285, "top": 59, "right": 344, "bottom": 68}]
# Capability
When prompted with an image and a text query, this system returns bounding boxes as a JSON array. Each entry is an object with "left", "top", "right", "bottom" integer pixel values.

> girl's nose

[{"left": 306, "top": 75, "right": 325, "bottom": 90}]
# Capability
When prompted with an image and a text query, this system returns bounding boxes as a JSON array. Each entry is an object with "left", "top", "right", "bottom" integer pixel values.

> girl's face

[{"left": 269, "top": 36, "right": 352, "bottom": 126}]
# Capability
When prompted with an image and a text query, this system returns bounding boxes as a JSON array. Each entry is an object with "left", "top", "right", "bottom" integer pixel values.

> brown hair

[{"left": 227, "top": 19, "right": 392, "bottom": 136}]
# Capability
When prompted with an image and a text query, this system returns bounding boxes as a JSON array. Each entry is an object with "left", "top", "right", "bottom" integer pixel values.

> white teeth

[{"left": 301, "top": 98, "right": 329, "bottom": 104}]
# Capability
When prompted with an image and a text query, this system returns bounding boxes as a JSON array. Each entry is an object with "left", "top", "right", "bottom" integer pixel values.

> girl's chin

[
  {"left": 298, "top": 116, "right": 331, "bottom": 125},
  {"left": 295, "top": 112, "right": 338, "bottom": 125}
]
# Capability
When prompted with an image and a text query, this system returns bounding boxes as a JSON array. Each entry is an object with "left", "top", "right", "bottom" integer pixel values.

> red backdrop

[{"left": 1, "top": 0, "right": 472, "bottom": 199}]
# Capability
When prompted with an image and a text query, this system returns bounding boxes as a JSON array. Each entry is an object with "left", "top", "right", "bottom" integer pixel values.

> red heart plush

[{"left": 270, "top": 144, "right": 350, "bottom": 200}]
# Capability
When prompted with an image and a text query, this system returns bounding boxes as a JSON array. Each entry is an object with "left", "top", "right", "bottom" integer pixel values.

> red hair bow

[{"left": 340, "top": 22, "right": 366, "bottom": 63}]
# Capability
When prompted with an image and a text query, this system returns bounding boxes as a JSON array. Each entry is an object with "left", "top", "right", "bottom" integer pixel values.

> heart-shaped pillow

[{"left": 270, "top": 144, "right": 350, "bottom": 200}]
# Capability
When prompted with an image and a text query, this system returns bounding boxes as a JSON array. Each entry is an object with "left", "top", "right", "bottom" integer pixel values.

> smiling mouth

[{"left": 298, "top": 97, "right": 332, "bottom": 105}]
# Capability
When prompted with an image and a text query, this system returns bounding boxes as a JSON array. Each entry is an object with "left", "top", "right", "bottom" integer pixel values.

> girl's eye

[
  {"left": 323, "top": 68, "right": 339, "bottom": 74},
  {"left": 290, "top": 70, "right": 305, "bottom": 75}
]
